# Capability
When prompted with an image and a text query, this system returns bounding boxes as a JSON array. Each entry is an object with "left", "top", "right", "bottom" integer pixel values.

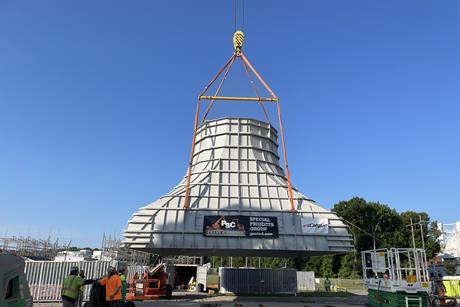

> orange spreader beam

[
  {"left": 200, "top": 95, "right": 278, "bottom": 102},
  {"left": 183, "top": 37, "right": 296, "bottom": 213}
]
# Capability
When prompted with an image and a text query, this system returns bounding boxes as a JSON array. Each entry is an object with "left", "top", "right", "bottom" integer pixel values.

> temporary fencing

[{"left": 24, "top": 261, "right": 145, "bottom": 302}]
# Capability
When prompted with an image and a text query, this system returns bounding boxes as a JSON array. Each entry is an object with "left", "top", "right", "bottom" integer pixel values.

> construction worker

[
  {"left": 118, "top": 267, "right": 127, "bottom": 301},
  {"left": 142, "top": 268, "right": 149, "bottom": 280},
  {"left": 61, "top": 266, "right": 95, "bottom": 307},
  {"left": 76, "top": 270, "right": 85, "bottom": 307},
  {"left": 324, "top": 277, "right": 331, "bottom": 292},
  {"left": 99, "top": 266, "right": 123, "bottom": 307}
]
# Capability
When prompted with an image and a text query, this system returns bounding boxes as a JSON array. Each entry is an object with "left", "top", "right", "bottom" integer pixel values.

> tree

[
  {"left": 332, "top": 197, "right": 441, "bottom": 277},
  {"left": 444, "top": 260, "right": 457, "bottom": 276},
  {"left": 425, "top": 221, "right": 442, "bottom": 259},
  {"left": 208, "top": 197, "right": 442, "bottom": 280},
  {"left": 303, "top": 256, "right": 323, "bottom": 273},
  {"left": 333, "top": 197, "right": 402, "bottom": 251},
  {"left": 398, "top": 211, "right": 441, "bottom": 259},
  {"left": 320, "top": 256, "right": 334, "bottom": 278},
  {"left": 338, "top": 253, "right": 360, "bottom": 278}
]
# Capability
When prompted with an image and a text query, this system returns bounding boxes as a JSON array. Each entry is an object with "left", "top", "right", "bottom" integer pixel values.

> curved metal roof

[{"left": 123, "top": 118, "right": 353, "bottom": 256}]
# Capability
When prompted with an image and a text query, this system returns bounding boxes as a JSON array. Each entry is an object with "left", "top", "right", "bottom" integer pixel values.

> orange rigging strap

[{"left": 183, "top": 31, "right": 296, "bottom": 213}]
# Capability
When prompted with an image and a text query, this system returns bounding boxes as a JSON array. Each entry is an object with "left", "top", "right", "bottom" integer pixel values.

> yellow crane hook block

[{"left": 233, "top": 30, "right": 244, "bottom": 52}]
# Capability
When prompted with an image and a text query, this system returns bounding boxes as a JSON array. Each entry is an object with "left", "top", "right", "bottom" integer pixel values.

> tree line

[{"left": 209, "top": 197, "right": 441, "bottom": 278}]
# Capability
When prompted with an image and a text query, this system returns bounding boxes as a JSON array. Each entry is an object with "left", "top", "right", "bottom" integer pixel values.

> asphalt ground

[{"left": 34, "top": 291, "right": 369, "bottom": 307}]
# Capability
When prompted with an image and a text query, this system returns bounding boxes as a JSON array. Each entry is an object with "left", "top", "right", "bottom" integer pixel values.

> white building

[
  {"left": 54, "top": 250, "right": 96, "bottom": 262},
  {"left": 92, "top": 250, "right": 116, "bottom": 262},
  {"left": 439, "top": 221, "right": 460, "bottom": 258}
]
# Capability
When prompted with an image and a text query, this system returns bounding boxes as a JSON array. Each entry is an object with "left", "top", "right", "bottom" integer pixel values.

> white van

[{"left": 0, "top": 254, "right": 33, "bottom": 307}]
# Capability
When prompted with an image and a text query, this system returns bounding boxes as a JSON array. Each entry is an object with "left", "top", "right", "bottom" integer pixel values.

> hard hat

[
  {"left": 107, "top": 266, "right": 116, "bottom": 274},
  {"left": 71, "top": 266, "right": 79, "bottom": 273}
]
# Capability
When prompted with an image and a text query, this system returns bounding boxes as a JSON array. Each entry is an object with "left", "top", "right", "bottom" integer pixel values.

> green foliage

[
  {"left": 303, "top": 256, "right": 323, "bottom": 273},
  {"left": 320, "top": 256, "right": 334, "bottom": 278},
  {"left": 208, "top": 197, "right": 441, "bottom": 281},
  {"left": 333, "top": 197, "right": 402, "bottom": 251},
  {"left": 332, "top": 197, "right": 441, "bottom": 276},
  {"left": 444, "top": 260, "right": 457, "bottom": 276},
  {"left": 338, "top": 253, "right": 360, "bottom": 279}
]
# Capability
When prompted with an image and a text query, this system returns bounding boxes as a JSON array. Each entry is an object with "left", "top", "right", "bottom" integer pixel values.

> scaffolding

[
  {"left": 0, "top": 236, "right": 70, "bottom": 260},
  {"left": 100, "top": 234, "right": 151, "bottom": 265}
]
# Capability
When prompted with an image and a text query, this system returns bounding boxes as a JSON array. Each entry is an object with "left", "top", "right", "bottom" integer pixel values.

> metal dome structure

[{"left": 122, "top": 31, "right": 353, "bottom": 257}]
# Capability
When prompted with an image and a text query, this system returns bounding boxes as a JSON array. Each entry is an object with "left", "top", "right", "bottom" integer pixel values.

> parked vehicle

[
  {"left": 126, "top": 263, "right": 172, "bottom": 301},
  {"left": 0, "top": 254, "right": 33, "bottom": 307}
]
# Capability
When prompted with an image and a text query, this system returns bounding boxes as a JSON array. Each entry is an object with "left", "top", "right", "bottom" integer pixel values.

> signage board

[
  {"left": 203, "top": 215, "right": 278, "bottom": 238},
  {"left": 301, "top": 217, "right": 329, "bottom": 234},
  {"left": 372, "top": 251, "right": 387, "bottom": 273}
]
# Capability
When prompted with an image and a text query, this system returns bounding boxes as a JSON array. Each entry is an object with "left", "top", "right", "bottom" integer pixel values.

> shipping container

[{"left": 219, "top": 267, "right": 297, "bottom": 295}]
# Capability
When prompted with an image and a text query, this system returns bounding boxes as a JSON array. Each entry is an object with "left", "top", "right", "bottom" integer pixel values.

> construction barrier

[
  {"left": 297, "top": 271, "right": 315, "bottom": 291},
  {"left": 24, "top": 261, "right": 146, "bottom": 302}
]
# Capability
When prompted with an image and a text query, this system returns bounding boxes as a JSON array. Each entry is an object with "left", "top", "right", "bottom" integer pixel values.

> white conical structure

[{"left": 123, "top": 118, "right": 353, "bottom": 256}]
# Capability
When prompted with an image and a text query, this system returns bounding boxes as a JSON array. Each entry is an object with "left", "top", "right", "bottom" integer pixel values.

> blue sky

[{"left": 0, "top": 1, "right": 458, "bottom": 247}]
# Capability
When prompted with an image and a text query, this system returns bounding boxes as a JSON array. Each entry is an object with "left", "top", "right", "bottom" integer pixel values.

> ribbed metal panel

[
  {"left": 219, "top": 267, "right": 297, "bottom": 294},
  {"left": 123, "top": 118, "right": 353, "bottom": 256}
]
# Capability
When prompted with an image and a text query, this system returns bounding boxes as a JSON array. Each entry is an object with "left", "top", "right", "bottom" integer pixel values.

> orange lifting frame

[{"left": 183, "top": 51, "right": 296, "bottom": 213}]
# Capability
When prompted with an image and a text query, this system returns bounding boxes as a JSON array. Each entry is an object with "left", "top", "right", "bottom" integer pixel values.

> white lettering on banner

[
  {"left": 221, "top": 220, "right": 236, "bottom": 228},
  {"left": 301, "top": 217, "right": 329, "bottom": 234},
  {"left": 204, "top": 215, "right": 279, "bottom": 237}
]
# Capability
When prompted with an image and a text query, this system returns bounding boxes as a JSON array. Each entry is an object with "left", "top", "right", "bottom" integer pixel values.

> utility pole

[
  {"left": 407, "top": 217, "right": 426, "bottom": 250},
  {"left": 410, "top": 217, "right": 416, "bottom": 249},
  {"left": 373, "top": 222, "right": 380, "bottom": 250},
  {"left": 419, "top": 215, "right": 426, "bottom": 251}
]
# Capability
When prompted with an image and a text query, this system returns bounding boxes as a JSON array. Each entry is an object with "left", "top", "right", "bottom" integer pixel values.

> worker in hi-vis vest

[
  {"left": 99, "top": 266, "right": 123, "bottom": 307},
  {"left": 118, "top": 267, "right": 127, "bottom": 301},
  {"left": 61, "top": 266, "right": 96, "bottom": 307}
]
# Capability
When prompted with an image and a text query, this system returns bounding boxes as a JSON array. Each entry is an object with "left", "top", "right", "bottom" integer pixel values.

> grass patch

[
  {"left": 207, "top": 274, "right": 219, "bottom": 285},
  {"left": 316, "top": 278, "right": 364, "bottom": 291}
]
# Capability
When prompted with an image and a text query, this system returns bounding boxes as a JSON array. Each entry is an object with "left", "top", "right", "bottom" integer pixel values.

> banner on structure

[
  {"left": 203, "top": 215, "right": 278, "bottom": 238},
  {"left": 301, "top": 217, "right": 329, "bottom": 234}
]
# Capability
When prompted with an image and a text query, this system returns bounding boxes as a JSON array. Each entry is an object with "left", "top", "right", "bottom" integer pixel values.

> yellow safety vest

[{"left": 62, "top": 275, "right": 83, "bottom": 299}]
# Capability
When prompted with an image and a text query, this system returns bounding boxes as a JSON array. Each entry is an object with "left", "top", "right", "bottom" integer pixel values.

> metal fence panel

[
  {"left": 24, "top": 261, "right": 117, "bottom": 302},
  {"left": 196, "top": 266, "right": 208, "bottom": 290},
  {"left": 219, "top": 267, "right": 297, "bottom": 294},
  {"left": 126, "top": 265, "right": 146, "bottom": 281},
  {"left": 297, "top": 271, "right": 315, "bottom": 291}
]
